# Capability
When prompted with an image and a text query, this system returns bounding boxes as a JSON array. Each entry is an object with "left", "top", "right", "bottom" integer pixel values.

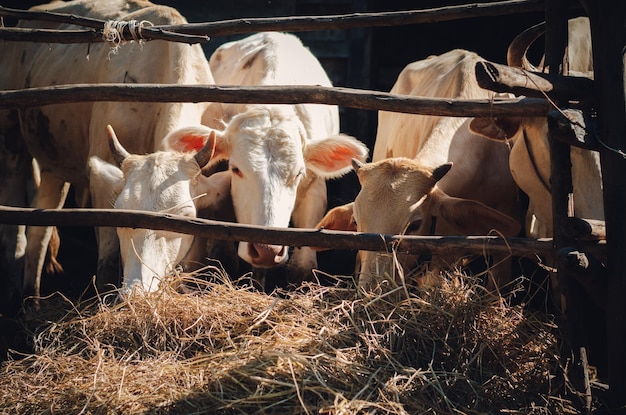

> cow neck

[{"left": 523, "top": 130, "right": 551, "bottom": 194}]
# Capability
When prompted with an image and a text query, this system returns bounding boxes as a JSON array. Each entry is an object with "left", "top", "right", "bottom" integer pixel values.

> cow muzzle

[{"left": 240, "top": 242, "right": 288, "bottom": 268}]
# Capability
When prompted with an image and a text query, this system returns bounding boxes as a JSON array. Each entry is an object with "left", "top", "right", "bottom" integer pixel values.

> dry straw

[{"left": 0, "top": 261, "right": 580, "bottom": 414}]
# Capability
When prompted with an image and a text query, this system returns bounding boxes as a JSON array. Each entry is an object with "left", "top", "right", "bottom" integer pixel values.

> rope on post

[{"left": 102, "top": 19, "right": 154, "bottom": 53}]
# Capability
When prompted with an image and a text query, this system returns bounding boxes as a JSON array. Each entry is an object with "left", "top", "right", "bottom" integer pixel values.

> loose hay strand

[{"left": 0, "top": 267, "right": 580, "bottom": 414}]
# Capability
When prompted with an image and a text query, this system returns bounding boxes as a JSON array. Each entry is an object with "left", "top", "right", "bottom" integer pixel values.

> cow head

[
  {"left": 316, "top": 158, "right": 521, "bottom": 290},
  {"left": 88, "top": 125, "right": 230, "bottom": 292},
  {"left": 165, "top": 106, "right": 368, "bottom": 269},
  {"left": 469, "top": 116, "right": 603, "bottom": 238}
]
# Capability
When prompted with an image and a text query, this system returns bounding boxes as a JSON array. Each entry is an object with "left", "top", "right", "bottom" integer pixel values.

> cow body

[
  {"left": 318, "top": 49, "right": 522, "bottom": 290},
  {"left": 470, "top": 17, "right": 600, "bottom": 239},
  {"left": 0, "top": 0, "right": 216, "bottom": 304},
  {"left": 175, "top": 32, "right": 368, "bottom": 285},
  {"left": 373, "top": 50, "right": 522, "bottom": 221}
]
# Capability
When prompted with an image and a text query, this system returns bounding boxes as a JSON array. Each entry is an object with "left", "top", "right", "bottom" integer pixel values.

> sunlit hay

[{"left": 0, "top": 265, "right": 577, "bottom": 414}]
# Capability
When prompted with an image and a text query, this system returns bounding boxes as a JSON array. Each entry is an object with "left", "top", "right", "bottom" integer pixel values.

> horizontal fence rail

[
  {"left": 0, "top": 4, "right": 208, "bottom": 44},
  {"left": 0, "top": 205, "right": 588, "bottom": 260},
  {"left": 0, "top": 27, "right": 208, "bottom": 44},
  {"left": 0, "top": 83, "right": 552, "bottom": 117},
  {"left": 0, "top": 0, "right": 553, "bottom": 43}
]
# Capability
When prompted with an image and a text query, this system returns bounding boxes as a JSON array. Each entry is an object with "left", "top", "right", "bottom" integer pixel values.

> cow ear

[
  {"left": 317, "top": 202, "right": 356, "bottom": 231},
  {"left": 313, "top": 202, "right": 356, "bottom": 251},
  {"left": 87, "top": 156, "right": 125, "bottom": 208},
  {"left": 432, "top": 162, "right": 452, "bottom": 182},
  {"left": 469, "top": 117, "right": 521, "bottom": 141},
  {"left": 352, "top": 158, "right": 364, "bottom": 172},
  {"left": 432, "top": 192, "right": 521, "bottom": 236},
  {"left": 163, "top": 126, "right": 229, "bottom": 161},
  {"left": 304, "top": 134, "right": 369, "bottom": 178}
]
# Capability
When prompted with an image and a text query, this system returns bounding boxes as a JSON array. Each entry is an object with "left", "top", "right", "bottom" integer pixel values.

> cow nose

[{"left": 248, "top": 243, "right": 288, "bottom": 267}]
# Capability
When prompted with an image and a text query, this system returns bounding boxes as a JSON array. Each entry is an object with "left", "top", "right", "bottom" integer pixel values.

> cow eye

[
  {"left": 230, "top": 165, "right": 242, "bottom": 177},
  {"left": 291, "top": 169, "right": 305, "bottom": 184}
]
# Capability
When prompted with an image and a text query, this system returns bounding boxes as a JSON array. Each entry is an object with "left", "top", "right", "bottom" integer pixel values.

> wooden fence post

[
  {"left": 579, "top": 0, "right": 626, "bottom": 411},
  {"left": 544, "top": 0, "right": 594, "bottom": 407}
]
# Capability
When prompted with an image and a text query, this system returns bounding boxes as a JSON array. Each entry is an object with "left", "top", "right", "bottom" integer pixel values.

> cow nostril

[
  {"left": 274, "top": 246, "right": 287, "bottom": 263},
  {"left": 248, "top": 243, "right": 287, "bottom": 266}
]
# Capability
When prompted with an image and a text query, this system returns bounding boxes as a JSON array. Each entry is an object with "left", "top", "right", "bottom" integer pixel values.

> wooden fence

[{"left": 1, "top": 0, "right": 625, "bottom": 410}]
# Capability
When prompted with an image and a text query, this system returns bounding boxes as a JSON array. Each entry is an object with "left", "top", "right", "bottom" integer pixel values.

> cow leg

[
  {"left": 289, "top": 173, "right": 327, "bottom": 284},
  {"left": 88, "top": 172, "right": 121, "bottom": 292},
  {"left": 86, "top": 226, "right": 120, "bottom": 292},
  {"left": 23, "top": 171, "right": 70, "bottom": 299},
  {"left": 0, "top": 119, "right": 31, "bottom": 315}
]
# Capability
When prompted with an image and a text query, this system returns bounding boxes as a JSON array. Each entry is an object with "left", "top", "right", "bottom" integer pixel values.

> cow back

[
  {"left": 209, "top": 32, "right": 339, "bottom": 141},
  {"left": 1, "top": 0, "right": 214, "bottom": 189},
  {"left": 373, "top": 49, "right": 490, "bottom": 163},
  {"left": 373, "top": 49, "right": 520, "bottom": 221}
]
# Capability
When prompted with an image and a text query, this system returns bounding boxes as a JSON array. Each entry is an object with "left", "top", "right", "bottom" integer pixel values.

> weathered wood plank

[
  {"left": 548, "top": 108, "right": 598, "bottom": 150},
  {"left": 580, "top": 0, "right": 626, "bottom": 408},
  {"left": 0, "top": 83, "right": 551, "bottom": 117},
  {"left": 557, "top": 247, "right": 607, "bottom": 311},
  {"left": 475, "top": 59, "right": 595, "bottom": 101},
  {"left": 561, "top": 217, "right": 606, "bottom": 241},
  {"left": 0, "top": 0, "right": 552, "bottom": 42},
  {"left": 0, "top": 205, "right": 589, "bottom": 260},
  {"left": 0, "top": 26, "right": 209, "bottom": 44},
  {"left": 544, "top": 1, "right": 591, "bottom": 406}
]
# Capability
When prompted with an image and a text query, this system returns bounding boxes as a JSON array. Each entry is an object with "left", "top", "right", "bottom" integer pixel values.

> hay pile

[{"left": 0, "top": 266, "right": 577, "bottom": 414}]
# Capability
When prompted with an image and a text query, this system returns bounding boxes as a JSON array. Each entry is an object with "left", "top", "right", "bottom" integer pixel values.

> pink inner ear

[
  {"left": 308, "top": 145, "right": 355, "bottom": 171},
  {"left": 178, "top": 134, "right": 207, "bottom": 152}
]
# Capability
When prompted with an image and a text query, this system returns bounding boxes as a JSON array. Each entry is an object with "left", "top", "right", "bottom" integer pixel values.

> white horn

[
  {"left": 507, "top": 20, "right": 545, "bottom": 71},
  {"left": 107, "top": 125, "right": 130, "bottom": 167},
  {"left": 194, "top": 130, "right": 216, "bottom": 168}
]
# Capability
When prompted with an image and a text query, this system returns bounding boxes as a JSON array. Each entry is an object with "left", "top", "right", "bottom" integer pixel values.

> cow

[
  {"left": 169, "top": 32, "right": 369, "bottom": 286},
  {"left": 316, "top": 49, "right": 523, "bottom": 290},
  {"left": 469, "top": 17, "right": 600, "bottom": 240},
  {"left": 88, "top": 126, "right": 229, "bottom": 292},
  {"left": 0, "top": 0, "right": 218, "bottom": 308},
  {"left": 467, "top": 17, "right": 599, "bottom": 311}
]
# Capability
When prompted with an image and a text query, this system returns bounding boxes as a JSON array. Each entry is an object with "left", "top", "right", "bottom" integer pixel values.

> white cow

[
  {"left": 317, "top": 49, "right": 523, "bottom": 290},
  {"left": 171, "top": 32, "right": 369, "bottom": 285},
  {"left": 469, "top": 17, "right": 600, "bottom": 239},
  {"left": 0, "top": 0, "right": 217, "bottom": 303},
  {"left": 88, "top": 126, "right": 229, "bottom": 292}
]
